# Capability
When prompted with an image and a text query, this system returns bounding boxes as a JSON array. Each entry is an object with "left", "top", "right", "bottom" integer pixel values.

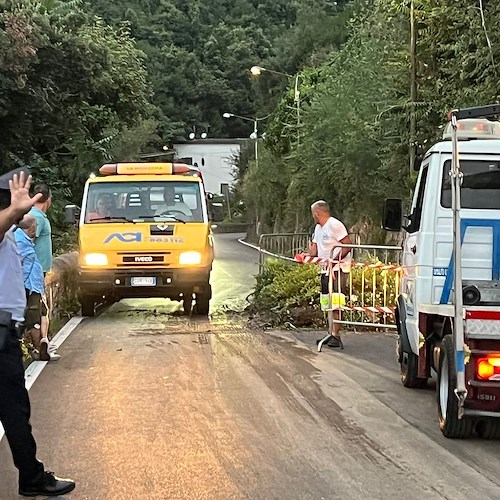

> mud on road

[{"left": 1, "top": 300, "right": 499, "bottom": 499}]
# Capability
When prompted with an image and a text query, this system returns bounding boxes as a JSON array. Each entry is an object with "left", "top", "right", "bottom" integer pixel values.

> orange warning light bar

[{"left": 99, "top": 163, "right": 193, "bottom": 175}]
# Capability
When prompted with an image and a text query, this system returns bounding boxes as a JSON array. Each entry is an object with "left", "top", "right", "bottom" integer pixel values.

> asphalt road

[{"left": 0, "top": 233, "right": 499, "bottom": 499}]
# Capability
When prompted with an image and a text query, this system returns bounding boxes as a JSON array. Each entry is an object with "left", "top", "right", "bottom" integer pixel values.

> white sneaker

[
  {"left": 48, "top": 351, "right": 61, "bottom": 362},
  {"left": 40, "top": 339, "right": 61, "bottom": 362}
]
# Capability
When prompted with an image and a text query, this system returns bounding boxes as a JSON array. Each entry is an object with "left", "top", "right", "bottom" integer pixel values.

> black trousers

[
  {"left": 0, "top": 328, "right": 44, "bottom": 488},
  {"left": 320, "top": 272, "right": 348, "bottom": 294}
]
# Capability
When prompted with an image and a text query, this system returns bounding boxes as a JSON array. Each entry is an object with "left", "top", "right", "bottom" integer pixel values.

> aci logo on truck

[
  {"left": 104, "top": 232, "right": 184, "bottom": 244},
  {"left": 104, "top": 232, "right": 141, "bottom": 244}
]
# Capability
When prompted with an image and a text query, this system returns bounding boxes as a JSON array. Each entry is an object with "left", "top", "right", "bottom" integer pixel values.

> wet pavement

[{"left": 0, "top": 234, "right": 499, "bottom": 499}]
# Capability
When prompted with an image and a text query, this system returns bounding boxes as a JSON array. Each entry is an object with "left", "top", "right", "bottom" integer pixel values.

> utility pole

[
  {"left": 409, "top": 0, "right": 417, "bottom": 174},
  {"left": 294, "top": 74, "right": 301, "bottom": 230},
  {"left": 294, "top": 74, "right": 300, "bottom": 147},
  {"left": 253, "top": 119, "right": 258, "bottom": 171}
]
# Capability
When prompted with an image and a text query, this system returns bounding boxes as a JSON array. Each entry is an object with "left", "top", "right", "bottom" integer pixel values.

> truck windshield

[
  {"left": 441, "top": 160, "right": 500, "bottom": 209},
  {"left": 84, "top": 181, "right": 204, "bottom": 223}
]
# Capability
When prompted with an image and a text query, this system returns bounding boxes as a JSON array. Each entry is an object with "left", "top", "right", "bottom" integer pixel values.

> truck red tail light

[{"left": 477, "top": 357, "right": 500, "bottom": 380}]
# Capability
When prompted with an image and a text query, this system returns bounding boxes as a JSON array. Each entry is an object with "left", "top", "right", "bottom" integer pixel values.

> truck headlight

[
  {"left": 179, "top": 251, "right": 202, "bottom": 265},
  {"left": 84, "top": 253, "right": 108, "bottom": 266}
]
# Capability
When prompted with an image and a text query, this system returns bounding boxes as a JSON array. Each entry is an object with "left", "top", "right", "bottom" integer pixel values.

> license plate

[{"left": 131, "top": 277, "right": 156, "bottom": 287}]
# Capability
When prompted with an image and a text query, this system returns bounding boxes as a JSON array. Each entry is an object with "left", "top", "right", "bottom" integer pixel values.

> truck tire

[
  {"left": 396, "top": 303, "right": 427, "bottom": 388},
  {"left": 476, "top": 420, "right": 500, "bottom": 439},
  {"left": 194, "top": 286, "right": 211, "bottom": 316},
  {"left": 437, "top": 335, "right": 473, "bottom": 438},
  {"left": 400, "top": 349, "right": 428, "bottom": 388},
  {"left": 81, "top": 296, "right": 95, "bottom": 317}
]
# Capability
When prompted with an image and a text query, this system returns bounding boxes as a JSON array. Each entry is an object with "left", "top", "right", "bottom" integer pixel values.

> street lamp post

[
  {"left": 409, "top": 0, "right": 417, "bottom": 173},
  {"left": 222, "top": 112, "right": 267, "bottom": 171},
  {"left": 250, "top": 65, "right": 300, "bottom": 145},
  {"left": 223, "top": 112, "right": 269, "bottom": 233},
  {"left": 250, "top": 65, "right": 302, "bottom": 231}
]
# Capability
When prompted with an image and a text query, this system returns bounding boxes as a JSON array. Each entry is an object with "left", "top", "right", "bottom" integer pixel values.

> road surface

[{"left": 0, "top": 233, "right": 499, "bottom": 499}]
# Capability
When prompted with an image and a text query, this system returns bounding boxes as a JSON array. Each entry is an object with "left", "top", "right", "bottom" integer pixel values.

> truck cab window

[
  {"left": 405, "top": 166, "right": 428, "bottom": 233},
  {"left": 441, "top": 160, "right": 500, "bottom": 209}
]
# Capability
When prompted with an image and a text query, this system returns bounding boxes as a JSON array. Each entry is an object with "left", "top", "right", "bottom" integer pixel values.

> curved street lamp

[
  {"left": 222, "top": 112, "right": 269, "bottom": 170},
  {"left": 250, "top": 65, "right": 301, "bottom": 144},
  {"left": 250, "top": 66, "right": 291, "bottom": 78}
]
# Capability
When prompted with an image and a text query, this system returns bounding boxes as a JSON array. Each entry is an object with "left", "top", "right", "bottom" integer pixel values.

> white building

[{"left": 173, "top": 139, "right": 248, "bottom": 195}]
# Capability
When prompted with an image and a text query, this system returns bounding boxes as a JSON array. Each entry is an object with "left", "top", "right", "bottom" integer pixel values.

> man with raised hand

[{"left": 0, "top": 167, "right": 75, "bottom": 497}]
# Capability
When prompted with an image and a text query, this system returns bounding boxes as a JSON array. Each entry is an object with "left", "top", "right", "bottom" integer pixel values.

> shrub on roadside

[{"left": 251, "top": 259, "right": 320, "bottom": 314}]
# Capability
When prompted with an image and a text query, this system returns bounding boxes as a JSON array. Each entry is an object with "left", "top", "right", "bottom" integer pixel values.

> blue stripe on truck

[
  {"left": 456, "top": 350, "right": 465, "bottom": 373},
  {"left": 439, "top": 219, "right": 500, "bottom": 304}
]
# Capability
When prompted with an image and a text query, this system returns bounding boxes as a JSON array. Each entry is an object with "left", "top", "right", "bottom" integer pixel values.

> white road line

[{"left": 0, "top": 316, "right": 84, "bottom": 442}]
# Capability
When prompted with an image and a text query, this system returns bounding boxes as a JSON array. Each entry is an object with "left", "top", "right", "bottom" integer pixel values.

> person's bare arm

[
  {"left": 308, "top": 241, "right": 318, "bottom": 257},
  {"left": 339, "top": 234, "right": 352, "bottom": 258},
  {"left": 0, "top": 173, "right": 42, "bottom": 242}
]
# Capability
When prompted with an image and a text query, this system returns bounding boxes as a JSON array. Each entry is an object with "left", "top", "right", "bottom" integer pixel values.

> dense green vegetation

[
  {"left": 1, "top": 0, "right": 500, "bottom": 250},
  {"left": 245, "top": 0, "right": 500, "bottom": 236}
]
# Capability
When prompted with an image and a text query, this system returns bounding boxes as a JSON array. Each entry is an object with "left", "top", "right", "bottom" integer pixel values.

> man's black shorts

[
  {"left": 320, "top": 272, "right": 348, "bottom": 295},
  {"left": 24, "top": 292, "right": 47, "bottom": 329}
]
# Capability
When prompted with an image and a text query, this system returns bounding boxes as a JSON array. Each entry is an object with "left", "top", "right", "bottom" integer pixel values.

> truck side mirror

[
  {"left": 382, "top": 198, "right": 402, "bottom": 231},
  {"left": 64, "top": 204, "right": 80, "bottom": 224},
  {"left": 414, "top": 154, "right": 423, "bottom": 171}
]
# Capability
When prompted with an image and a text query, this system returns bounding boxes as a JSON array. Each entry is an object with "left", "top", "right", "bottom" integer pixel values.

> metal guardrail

[
  {"left": 255, "top": 234, "right": 402, "bottom": 333},
  {"left": 258, "top": 233, "right": 311, "bottom": 269},
  {"left": 323, "top": 244, "right": 403, "bottom": 332},
  {"left": 257, "top": 232, "right": 361, "bottom": 271}
]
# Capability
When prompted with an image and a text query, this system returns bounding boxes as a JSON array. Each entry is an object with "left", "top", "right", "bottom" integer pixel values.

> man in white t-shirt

[{"left": 308, "top": 200, "right": 351, "bottom": 350}]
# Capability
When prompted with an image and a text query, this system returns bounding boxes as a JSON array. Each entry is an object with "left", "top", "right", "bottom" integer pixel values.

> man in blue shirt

[
  {"left": 15, "top": 215, "right": 60, "bottom": 362},
  {"left": 0, "top": 168, "right": 75, "bottom": 497},
  {"left": 28, "top": 184, "right": 52, "bottom": 274}
]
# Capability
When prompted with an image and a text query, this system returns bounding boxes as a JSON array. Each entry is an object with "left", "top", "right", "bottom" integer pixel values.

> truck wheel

[
  {"left": 400, "top": 348, "right": 428, "bottom": 388},
  {"left": 194, "top": 286, "right": 211, "bottom": 316},
  {"left": 437, "top": 335, "right": 473, "bottom": 438},
  {"left": 183, "top": 294, "right": 193, "bottom": 315},
  {"left": 81, "top": 296, "right": 95, "bottom": 317},
  {"left": 476, "top": 420, "right": 500, "bottom": 439}
]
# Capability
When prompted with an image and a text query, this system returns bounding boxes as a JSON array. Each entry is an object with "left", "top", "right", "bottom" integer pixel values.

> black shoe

[
  {"left": 19, "top": 471, "right": 75, "bottom": 497},
  {"left": 326, "top": 335, "right": 344, "bottom": 349},
  {"left": 316, "top": 335, "right": 334, "bottom": 346}
]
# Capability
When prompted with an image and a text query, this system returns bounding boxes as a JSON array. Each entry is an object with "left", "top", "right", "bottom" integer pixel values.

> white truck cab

[{"left": 384, "top": 107, "right": 500, "bottom": 438}]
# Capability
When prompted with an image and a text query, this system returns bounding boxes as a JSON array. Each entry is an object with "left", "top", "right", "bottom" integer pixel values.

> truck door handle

[{"left": 411, "top": 245, "right": 417, "bottom": 254}]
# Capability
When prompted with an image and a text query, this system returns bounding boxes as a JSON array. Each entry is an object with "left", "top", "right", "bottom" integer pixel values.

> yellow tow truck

[{"left": 65, "top": 162, "right": 214, "bottom": 316}]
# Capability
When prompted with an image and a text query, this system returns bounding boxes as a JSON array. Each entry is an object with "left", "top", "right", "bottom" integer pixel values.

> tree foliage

[
  {"left": 4, "top": 0, "right": 500, "bottom": 252},
  {"left": 241, "top": 0, "right": 500, "bottom": 237},
  {"left": 87, "top": 0, "right": 301, "bottom": 140},
  {"left": 0, "top": 0, "right": 155, "bottom": 207}
]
